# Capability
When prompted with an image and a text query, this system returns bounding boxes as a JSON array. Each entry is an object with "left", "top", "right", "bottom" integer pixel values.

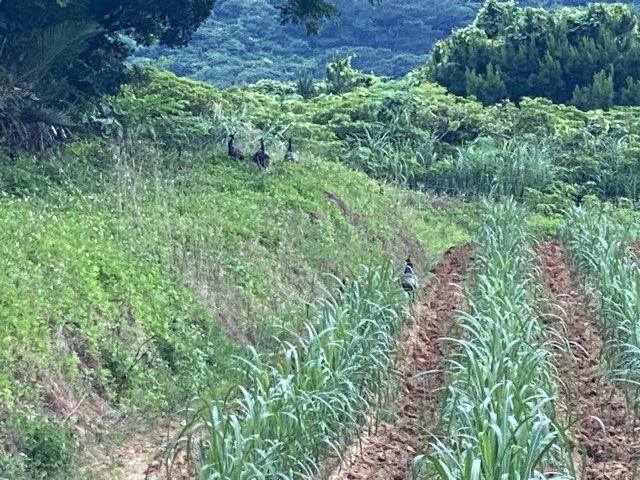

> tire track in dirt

[
  {"left": 322, "top": 244, "right": 472, "bottom": 480},
  {"left": 538, "top": 240, "right": 640, "bottom": 480}
]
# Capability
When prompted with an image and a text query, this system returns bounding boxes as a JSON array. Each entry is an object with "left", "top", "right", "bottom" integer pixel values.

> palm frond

[
  {"left": 14, "top": 21, "right": 102, "bottom": 84},
  {"left": 20, "top": 106, "right": 76, "bottom": 128},
  {"left": 0, "top": 83, "right": 75, "bottom": 151}
]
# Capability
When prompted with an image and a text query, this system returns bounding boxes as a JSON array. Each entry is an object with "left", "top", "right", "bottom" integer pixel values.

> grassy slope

[{"left": 0, "top": 144, "right": 468, "bottom": 478}]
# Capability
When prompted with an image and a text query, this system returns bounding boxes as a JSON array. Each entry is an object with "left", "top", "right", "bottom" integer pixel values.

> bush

[{"left": 6, "top": 416, "right": 75, "bottom": 479}]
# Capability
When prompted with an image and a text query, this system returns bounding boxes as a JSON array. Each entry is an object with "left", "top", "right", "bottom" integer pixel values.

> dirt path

[
  {"left": 322, "top": 244, "right": 472, "bottom": 480},
  {"left": 538, "top": 240, "right": 640, "bottom": 479},
  {"left": 76, "top": 418, "right": 184, "bottom": 480}
]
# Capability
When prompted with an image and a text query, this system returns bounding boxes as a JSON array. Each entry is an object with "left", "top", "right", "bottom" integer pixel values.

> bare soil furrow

[
  {"left": 324, "top": 244, "right": 472, "bottom": 480},
  {"left": 538, "top": 240, "right": 639, "bottom": 480}
]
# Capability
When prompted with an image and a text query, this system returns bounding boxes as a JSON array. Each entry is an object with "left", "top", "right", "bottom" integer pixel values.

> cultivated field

[{"left": 127, "top": 202, "right": 640, "bottom": 480}]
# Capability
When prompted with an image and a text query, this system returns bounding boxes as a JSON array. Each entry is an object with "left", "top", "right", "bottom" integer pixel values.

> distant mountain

[{"left": 134, "top": 0, "right": 635, "bottom": 88}]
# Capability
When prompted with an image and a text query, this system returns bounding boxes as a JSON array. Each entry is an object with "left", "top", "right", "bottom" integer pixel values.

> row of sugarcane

[
  {"left": 561, "top": 206, "right": 640, "bottom": 416},
  {"left": 177, "top": 264, "right": 409, "bottom": 479},
  {"left": 414, "top": 200, "right": 572, "bottom": 480},
  {"left": 177, "top": 201, "right": 591, "bottom": 480}
]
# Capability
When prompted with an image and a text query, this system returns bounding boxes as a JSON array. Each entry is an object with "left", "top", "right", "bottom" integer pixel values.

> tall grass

[
  {"left": 414, "top": 200, "right": 571, "bottom": 480},
  {"left": 561, "top": 134, "right": 640, "bottom": 200},
  {"left": 177, "top": 264, "right": 409, "bottom": 479},
  {"left": 562, "top": 207, "right": 640, "bottom": 415},
  {"left": 344, "top": 126, "right": 437, "bottom": 186},
  {"left": 436, "top": 137, "right": 558, "bottom": 199}
]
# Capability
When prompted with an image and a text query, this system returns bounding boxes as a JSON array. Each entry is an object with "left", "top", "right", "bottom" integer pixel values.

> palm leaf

[
  {"left": 20, "top": 105, "right": 76, "bottom": 128},
  {"left": 14, "top": 20, "right": 102, "bottom": 83}
]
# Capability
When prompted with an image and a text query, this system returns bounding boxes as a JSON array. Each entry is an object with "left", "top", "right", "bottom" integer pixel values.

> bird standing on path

[
  {"left": 228, "top": 133, "right": 244, "bottom": 160},
  {"left": 284, "top": 138, "right": 299, "bottom": 163},
  {"left": 401, "top": 257, "right": 418, "bottom": 293}
]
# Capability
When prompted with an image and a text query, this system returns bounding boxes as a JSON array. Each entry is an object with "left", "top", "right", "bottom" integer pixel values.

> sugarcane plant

[
  {"left": 174, "top": 263, "right": 409, "bottom": 480},
  {"left": 413, "top": 199, "right": 572, "bottom": 480},
  {"left": 561, "top": 206, "right": 640, "bottom": 417}
]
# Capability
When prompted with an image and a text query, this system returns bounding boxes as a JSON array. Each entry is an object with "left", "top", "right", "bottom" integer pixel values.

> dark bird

[
  {"left": 252, "top": 138, "right": 270, "bottom": 169},
  {"left": 284, "top": 138, "right": 299, "bottom": 163},
  {"left": 401, "top": 257, "right": 418, "bottom": 293},
  {"left": 228, "top": 133, "right": 244, "bottom": 160}
]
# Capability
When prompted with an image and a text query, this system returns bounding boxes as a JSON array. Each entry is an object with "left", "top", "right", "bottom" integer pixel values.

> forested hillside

[
  {"left": 133, "top": 0, "right": 475, "bottom": 86},
  {"left": 135, "top": 0, "right": 638, "bottom": 87}
]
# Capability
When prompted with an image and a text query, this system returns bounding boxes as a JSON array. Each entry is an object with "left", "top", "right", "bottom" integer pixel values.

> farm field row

[
  {"left": 539, "top": 240, "right": 638, "bottom": 479},
  {"left": 324, "top": 244, "right": 472, "bottom": 480},
  {"left": 415, "top": 202, "right": 570, "bottom": 479},
  {"left": 322, "top": 205, "right": 640, "bottom": 480},
  {"left": 125, "top": 205, "right": 640, "bottom": 480}
]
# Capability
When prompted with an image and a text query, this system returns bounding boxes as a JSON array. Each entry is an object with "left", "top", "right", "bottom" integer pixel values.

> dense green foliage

[
  {"left": 0, "top": 0, "right": 216, "bottom": 102},
  {"left": 0, "top": 0, "right": 362, "bottom": 151},
  {"left": 183, "top": 265, "right": 407, "bottom": 479},
  {"left": 5, "top": 0, "right": 639, "bottom": 152},
  {"left": 0, "top": 0, "right": 214, "bottom": 151},
  {"left": 136, "top": 0, "right": 637, "bottom": 89},
  {"left": 135, "top": 0, "right": 481, "bottom": 87},
  {"left": 109, "top": 68, "right": 640, "bottom": 211},
  {"left": 426, "top": 1, "right": 640, "bottom": 109}
]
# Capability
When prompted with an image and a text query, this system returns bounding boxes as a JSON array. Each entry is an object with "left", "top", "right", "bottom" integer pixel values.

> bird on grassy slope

[
  {"left": 227, "top": 133, "right": 244, "bottom": 160},
  {"left": 284, "top": 138, "right": 299, "bottom": 163},
  {"left": 401, "top": 257, "right": 418, "bottom": 293},
  {"left": 252, "top": 138, "right": 270, "bottom": 169}
]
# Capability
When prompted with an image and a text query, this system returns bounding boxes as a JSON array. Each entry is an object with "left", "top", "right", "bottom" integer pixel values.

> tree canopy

[
  {"left": 425, "top": 0, "right": 640, "bottom": 109},
  {"left": 0, "top": 0, "right": 216, "bottom": 100},
  {"left": 0, "top": 0, "right": 350, "bottom": 104},
  {"left": 136, "top": 0, "right": 484, "bottom": 87},
  {"left": 134, "top": 0, "right": 636, "bottom": 89},
  {"left": 0, "top": 0, "right": 352, "bottom": 149}
]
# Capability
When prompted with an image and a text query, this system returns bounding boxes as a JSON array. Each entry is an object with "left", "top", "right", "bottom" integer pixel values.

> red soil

[{"left": 538, "top": 240, "right": 640, "bottom": 480}]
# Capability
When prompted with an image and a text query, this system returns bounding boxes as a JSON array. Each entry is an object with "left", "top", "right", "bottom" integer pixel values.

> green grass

[
  {"left": 0, "top": 140, "right": 468, "bottom": 478},
  {"left": 433, "top": 137, "right": 558, "bottom": 199}
]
